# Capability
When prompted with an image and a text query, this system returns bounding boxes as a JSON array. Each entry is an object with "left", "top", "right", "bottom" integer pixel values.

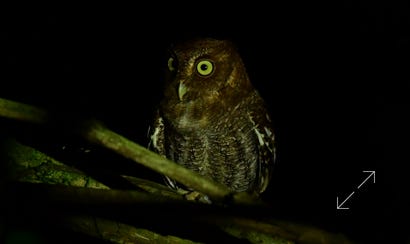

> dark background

[{"left": 1, "top": 2, "right": 409, "bottom": 243}]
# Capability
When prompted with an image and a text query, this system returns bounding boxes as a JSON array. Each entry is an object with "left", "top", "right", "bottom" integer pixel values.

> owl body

[{"left": 149, "top": 38, "right": 275, "bottom": 195}]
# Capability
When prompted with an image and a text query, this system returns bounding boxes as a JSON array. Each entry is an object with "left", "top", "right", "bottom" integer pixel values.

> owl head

[{"left": 162, "top": 38, "right": 254, "bottom": 106}]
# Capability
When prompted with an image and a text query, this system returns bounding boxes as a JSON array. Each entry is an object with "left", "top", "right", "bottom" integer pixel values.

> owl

[{"left": 148, "top": 38, "right": 275, "bottom": 199}]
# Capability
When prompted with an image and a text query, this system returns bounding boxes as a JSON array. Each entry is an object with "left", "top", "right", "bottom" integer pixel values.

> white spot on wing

[
  {"left": 254, "top": 127, "right": 265, "bottom": 146},
  {"left": 165, "top": 176, "right": 177, "bottom": 189},
  {"left": 150, "top": 117, "right": 163, "bottom": 149},
  {"left": 248, "top": 112, "right": 265, "bottom": 146}
]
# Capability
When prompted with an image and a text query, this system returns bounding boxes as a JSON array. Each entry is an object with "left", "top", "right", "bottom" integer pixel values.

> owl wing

[
  {"left": 248, "top": 107, "right": 276, "bottom": 194},
  {"left": 147, "top": 111, "right": 179, "bottom": 190}
]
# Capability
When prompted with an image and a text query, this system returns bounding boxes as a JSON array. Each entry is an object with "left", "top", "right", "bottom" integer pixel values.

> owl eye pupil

[
  {"left": 196, "top": 60, "right": 214, "bottom": 76},
  {"left": 200, "top": 64, "right": 208, "bottom": 71}
]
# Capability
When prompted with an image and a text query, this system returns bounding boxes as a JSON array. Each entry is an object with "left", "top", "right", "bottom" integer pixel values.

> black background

[{"left": 1, "top": 2, "right": 409, "bottom": 243}]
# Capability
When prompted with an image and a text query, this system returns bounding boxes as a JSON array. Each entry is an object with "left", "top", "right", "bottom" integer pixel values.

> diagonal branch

[
  {"left": 0, "top": 97, "right": 260, "bottom": 205},
  {"left": 0, "top": 97, "right": 48, "bottom": 124},
  {"left": 81, "top": 119, "right": 260, "bottom": 205}
]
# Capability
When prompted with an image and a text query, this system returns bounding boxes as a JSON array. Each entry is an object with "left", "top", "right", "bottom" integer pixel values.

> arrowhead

[
  {"left": 357, "top": 171, "right": 376, "bottom": 189},
  {"left": 336, "top": 197, "right": 349, "bottom": 210},
  {"left": 336, "top": 191, "right": 355, "bottom": 210},
  {"left": 363, "top": 170, "right": 376, "bottom": 183}
]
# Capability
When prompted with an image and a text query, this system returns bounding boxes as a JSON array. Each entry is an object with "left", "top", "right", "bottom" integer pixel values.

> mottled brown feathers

[{"left": 149, "top": 38, "right": 275, "bottom": 197}]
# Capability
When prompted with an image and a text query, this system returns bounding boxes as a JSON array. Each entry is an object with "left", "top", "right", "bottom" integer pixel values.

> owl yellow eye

[
  {"left": 168, "top": 57, "right": 176, "bottom": 71},
  {"left": 196, "top": 60, "right": 214, "bottom": 76}
]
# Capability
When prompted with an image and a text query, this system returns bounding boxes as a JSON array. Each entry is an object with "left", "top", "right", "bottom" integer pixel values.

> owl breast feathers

[{"left": 148, "top": 38, "right": 275, "bottom": 196}]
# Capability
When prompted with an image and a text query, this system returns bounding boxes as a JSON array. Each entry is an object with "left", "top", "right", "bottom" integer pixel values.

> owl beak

[{"left": 178, "top": 82, "right": 187, "bottom": 101}]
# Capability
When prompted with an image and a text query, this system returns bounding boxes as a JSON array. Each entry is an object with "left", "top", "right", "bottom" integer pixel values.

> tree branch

[
  {"left": 81, "top": 119, "right": 260, "bottom": 205},
  {"left": 1, "top": 96, "right": 356, "bottom": 243},
  {"left": 0, "top": 97, "right": 261, "bottom": 205},
  {"left": 9, "top": 182, "right": 294, "bottom": 243},
  {"left": 63, "top": 215, "right": 201, "bottom": 244},
  {"left": 0, "top": 97, "right": 48, "bottom": 124},
  {"left": 4, "top": 138, "right": 109, "bottom": 189}
]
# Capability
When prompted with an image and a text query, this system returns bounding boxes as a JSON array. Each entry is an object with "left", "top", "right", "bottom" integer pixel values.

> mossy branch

[
  {"left": 81, "top": 119, "right": 260, "bottom": 205},
  {"left": 10, "top": 182, "right": 295, "bottom": 243},
  {"left": 10, "top": 182, "right": 353, "bottom": 243},
  {"left": 0, "top": 97, "right": 260, "bottom": 205},
  {"left": 4, "top": 138, "right": 110, "bottom": 189},
  {"left": 0, "top": 97, "right": 48, "bottom": 124},
  {"left": 1, "top": 97, "right": 356, "bottom": 244},
  {"left": 63, "top": 215, "right": 201, "bottom": 244}
]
